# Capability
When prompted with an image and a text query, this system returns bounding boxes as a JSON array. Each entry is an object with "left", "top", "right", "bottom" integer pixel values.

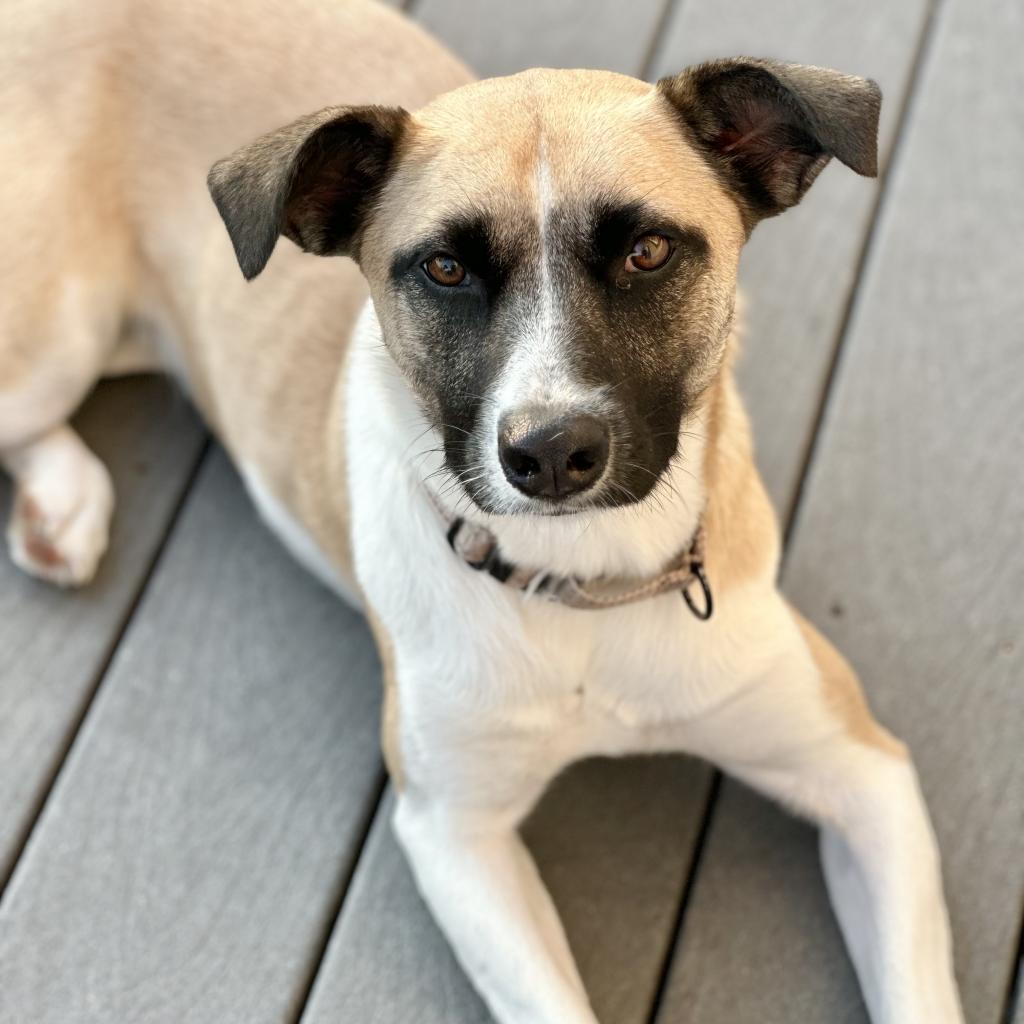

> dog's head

[{"left": 210, "top": 60, "right": 879, "bottom": 515}]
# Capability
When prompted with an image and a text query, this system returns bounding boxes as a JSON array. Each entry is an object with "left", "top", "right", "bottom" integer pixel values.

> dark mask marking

[
  {"left": 542, "top": 200, "right": 713, "bottom": 505},
  {"left": 386, "top": 199, "right": 716, "bottom": 513},
  {"left": 388, "top": 211, "right": 538, "bottom": 478}
]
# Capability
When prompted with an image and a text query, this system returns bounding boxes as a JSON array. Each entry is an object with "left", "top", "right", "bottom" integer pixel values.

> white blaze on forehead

[
  {"left": 535, "top": 132, "right": 556, "bottom": 345},
  {"left": 490, "top": 133, "right": 593, "bottom": 415},
  {"left": 473, "top": 131, "right": 616, "bottom": 512}
]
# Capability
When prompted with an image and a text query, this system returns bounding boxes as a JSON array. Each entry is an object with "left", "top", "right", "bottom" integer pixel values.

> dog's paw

[{"left": 7, "top": 450, "right": 114, "bottom": 587}]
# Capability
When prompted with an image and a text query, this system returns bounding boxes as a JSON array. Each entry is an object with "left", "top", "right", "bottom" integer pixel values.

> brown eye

[
  {"left": 424, "top": 254, "right": 467, "bottom": 287},
  {"left": 625, "top": 233, "right": 672, "bottom": 272}
]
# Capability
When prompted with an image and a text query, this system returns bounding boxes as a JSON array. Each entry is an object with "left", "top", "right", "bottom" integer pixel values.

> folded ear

[
  {"left": 658, "top": 58, "right": 881, "bottom": 227},
  {"left": 208, "top": 105, "right": 410, "bottom": 279}
]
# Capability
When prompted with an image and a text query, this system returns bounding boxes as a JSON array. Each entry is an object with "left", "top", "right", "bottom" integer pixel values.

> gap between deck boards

[
  {"left": 0, "top": 434, "right": 210, "bottom": 902},
  {"left": 637, "top": 3, "right": 945, "bottom": 1018}
]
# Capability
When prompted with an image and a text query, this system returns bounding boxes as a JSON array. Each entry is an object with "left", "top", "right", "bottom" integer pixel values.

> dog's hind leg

[
  {"left": 3, "top": 425, "right": 114, "bottom": 587},
  {"left": 0, "top": 65, "right": 142, "bottom": 586},
  {"left": 0, "top": 274, "right": 126, "bottom": 587},
  {"left": 0, "top": 76, "right": 142, "bottom": 586},
  {"left": 690, "top": 596, "right": 964, "bottom": 1024}
]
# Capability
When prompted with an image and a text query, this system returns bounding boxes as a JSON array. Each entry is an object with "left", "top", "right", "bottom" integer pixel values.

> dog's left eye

[
  {"left": 625, "top": 234, "right": 672, "bottom": 272},
  {"left": 423, "top": 254, "right": 467, "bottom": 287}
]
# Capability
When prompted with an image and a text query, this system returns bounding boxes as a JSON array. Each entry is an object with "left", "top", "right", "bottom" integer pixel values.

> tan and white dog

[{"left": 1, "top": 0, "right": 963, "bottom": 1020}]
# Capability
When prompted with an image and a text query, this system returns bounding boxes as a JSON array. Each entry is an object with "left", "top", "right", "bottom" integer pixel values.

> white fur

[
  {"left": 345, "top": 301, "right": 963, "bottom": 1024},
  {"left": 2, "top": 425, "right": 114, "bottom": 586}
]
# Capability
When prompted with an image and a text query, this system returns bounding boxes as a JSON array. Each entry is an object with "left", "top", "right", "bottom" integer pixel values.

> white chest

[{"left": 342, "top": 303, "right": 778, "bottom": 782}]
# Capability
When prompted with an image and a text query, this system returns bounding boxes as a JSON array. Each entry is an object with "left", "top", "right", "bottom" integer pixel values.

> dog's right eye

[
  {"left": 625, "top": 233, "right": 672, "bottom": 273},
  {"left": 423, "top": 254, "right": 467, "bottom": 287}
]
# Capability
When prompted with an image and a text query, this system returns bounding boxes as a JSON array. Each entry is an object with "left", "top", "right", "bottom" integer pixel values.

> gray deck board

[
  {"left": 304, "top": 759, "right": 712, "bottom": 1024},
  {"left": 0, "top": 377, "right": 204, "bottom": 886},
  {"left": 648, "top": 0, "right": 930, "bottom": 513},
  {"left": 412, "top": 0, "right": 669, "bottom": 78},
  {"left": 656, "top": 0, "right": 1024, "bottom": 1020},
  {"left": 0, "top": 451, "right": 384, "bottom": 1024}
]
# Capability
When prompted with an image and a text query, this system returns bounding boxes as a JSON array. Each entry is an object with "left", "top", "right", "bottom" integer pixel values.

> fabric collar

[{"left": 432, "top": 495, "right": 713, "bottom": 619}]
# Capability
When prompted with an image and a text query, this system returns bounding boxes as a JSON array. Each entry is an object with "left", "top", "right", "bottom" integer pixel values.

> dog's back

[
  {"left": 0, "top": 0, "right": 468, "bottom": 586},
  {"left": 2, "top": 0, "right": 469, "bottom": 350}
]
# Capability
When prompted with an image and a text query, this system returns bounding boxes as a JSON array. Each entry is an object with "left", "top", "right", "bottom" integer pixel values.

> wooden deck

[{"left": 1, "top": 0, "right": 1022, "bottom": 1021}]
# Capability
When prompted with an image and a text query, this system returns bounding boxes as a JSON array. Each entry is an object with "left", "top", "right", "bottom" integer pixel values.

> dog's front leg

[
  {"left": 394, "top": 790, "right": 598, "bottom": 1024},
  {"left": 691, "top": 596, "right": 964, "bottom": 1024}
]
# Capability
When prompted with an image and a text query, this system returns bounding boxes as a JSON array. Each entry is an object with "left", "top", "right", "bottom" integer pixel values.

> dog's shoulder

[{"left": 702, "top": 345, "right": 781, "bottom": 595}]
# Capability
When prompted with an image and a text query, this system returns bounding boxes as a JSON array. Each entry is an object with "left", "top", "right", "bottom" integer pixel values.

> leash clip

[{"left": 681, "top": 562, "right": 714, "bottom": 621}]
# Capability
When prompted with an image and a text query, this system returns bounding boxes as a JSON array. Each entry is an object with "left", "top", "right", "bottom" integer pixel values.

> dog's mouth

[
  {"left": 496, "top": 500, "right": 588, "bottom": 518},
  {"left": 446, "top": 471, "right": 597, "bottom": 518}
]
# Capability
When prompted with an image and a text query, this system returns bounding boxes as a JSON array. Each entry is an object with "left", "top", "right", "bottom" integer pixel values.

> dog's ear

[
  {"left": 658, "top": 59, "right": 881, "bottom": 227},
  {"left": 208, "top": 105, "right": 410, "bottom": 280}
]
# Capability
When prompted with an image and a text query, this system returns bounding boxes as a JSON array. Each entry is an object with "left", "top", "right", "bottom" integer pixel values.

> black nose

[{"left": 498, "top": 411, "right": 610, "bottom": 499}]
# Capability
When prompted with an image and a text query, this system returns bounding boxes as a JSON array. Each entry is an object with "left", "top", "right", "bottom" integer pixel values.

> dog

[{"left": 1, "top": 0, "right": 964, "bottom": 1020}]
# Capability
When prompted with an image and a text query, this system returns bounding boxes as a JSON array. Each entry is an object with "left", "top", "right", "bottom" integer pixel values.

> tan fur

[
  {"left": 1, "top": 0, "right": 470, "bottom": 556},
  {"left": 701, "top": 346, "right": 782, "bottom": 595},
  {"left": 127, "top": 0, "right": 470, "bottom": 583},
  {"left": 696, "top": 306, "right": 899, "bottom": 757},
  {"left": 1, "top": 0, "right": 894, "bottom": 792},
  {"left": 0, "top": 40, "right": 133, "bottom": 446},
  {"left": 365, "top": 606, "right": 404, "bottom": 790},
  {"left": 359, "top": 69, "right": 745, "bottom": 396},
  {"left": 699, "top": 336, "right": 898, "bottom": 757},
  {"left": 791, "top": 606, "right": 907, "bottom": 759}
]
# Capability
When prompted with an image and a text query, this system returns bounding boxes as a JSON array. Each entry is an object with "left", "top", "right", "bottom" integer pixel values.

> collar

[{"left": 433, "top": 496, "right": 713, "bottom": 620}]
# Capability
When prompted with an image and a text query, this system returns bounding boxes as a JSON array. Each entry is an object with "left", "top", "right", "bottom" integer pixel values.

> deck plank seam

[
  {"left": 1000, "top": 908, "right": 1024, "bottom": 1024},
  {"left": 644, "top": 771, "right": 722, "bottom": 1024},
  {"left": 290, "top": 770, "right": 390, "bottom": 1024},
  {"left": 639, "top": 0, "right": 680, "bottom": 82},
  {"left": 781, "top": 0, "right": 947, "bottom": 549},
  {"left": 641, "top": 5, "right": 947, "bottom": 1012},
  {"left": 0, "top": 435, "right": 211, "bottom": 905}
]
